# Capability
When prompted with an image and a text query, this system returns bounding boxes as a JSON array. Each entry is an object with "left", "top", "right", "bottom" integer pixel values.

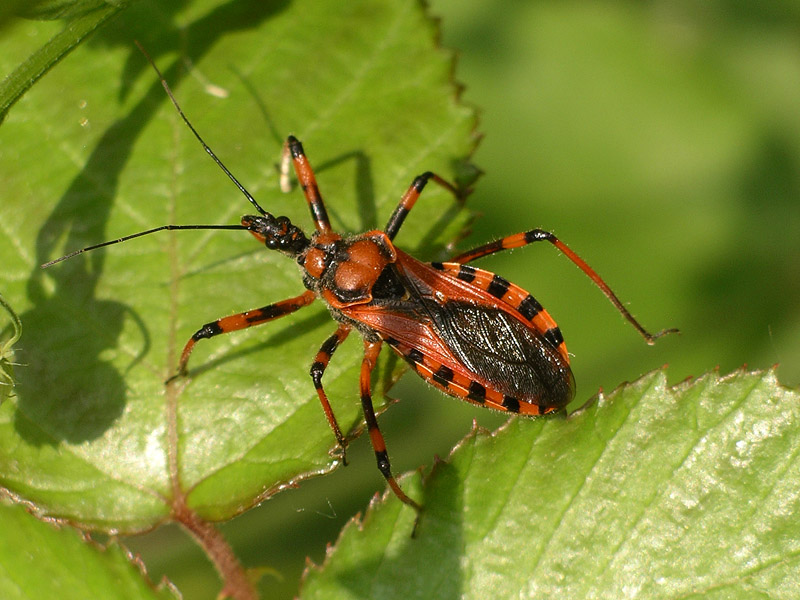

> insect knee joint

[
  {"left": 310, "top": 361, "right": 325, "bottom": 387},
  {"left": 193, "top": 322, "right": 222, "bottom": 341},
  {"left": 375, "top": 450, "right": 392, "bottom": 477}
]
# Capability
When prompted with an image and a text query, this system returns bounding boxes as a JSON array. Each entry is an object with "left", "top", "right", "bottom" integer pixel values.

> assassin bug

[{"left": 44, "top": 48, "right": 676, "bottom": 527}]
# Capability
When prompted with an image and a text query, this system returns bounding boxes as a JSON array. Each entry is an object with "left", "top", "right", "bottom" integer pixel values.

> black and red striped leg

[
  {"left": 360, "top": 340, "right": 423, "bottom": 529},
  {"left": 169, "top": 289, "right": 316, "bottom": 380},
  {"left": 284, "top": 136, "right": 333, "bottom": 233},
  {"left": 451, "top": 230, "right": 677, "bottom": 344},
  {"left": 384, "top": 171, "right": 462, "bottom": 240},
  {"left": 309, "top": 324, "right": 352, "bottom": 464}
]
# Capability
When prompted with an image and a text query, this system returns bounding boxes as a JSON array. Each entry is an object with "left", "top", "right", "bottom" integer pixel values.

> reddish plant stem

[{"left": 173, "top": 502, "right": 258, "bottom": 600}]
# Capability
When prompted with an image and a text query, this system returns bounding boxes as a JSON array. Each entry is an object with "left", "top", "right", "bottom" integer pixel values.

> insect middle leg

[
  {"left": 384, "top": 171, "right": 462, "bottom": 240},
  {"left": 309, "top": 324, "right": 352, "bottom": 464},
  {"left": 170, "top": 289, "right": 316, "bottom": 379},
  {"left": 360, "top": 340, "right": 423, "bottom": 525},
  {"left": 451, "top": 230, "right": 677, "bottom": 343}
]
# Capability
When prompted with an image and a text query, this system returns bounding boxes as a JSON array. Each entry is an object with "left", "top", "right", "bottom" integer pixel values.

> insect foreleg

[{"left": 169, "top": 290, "right": 315, "bottom": 381}]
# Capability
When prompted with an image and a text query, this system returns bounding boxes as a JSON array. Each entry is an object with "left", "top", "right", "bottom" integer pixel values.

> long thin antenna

[
  {"left": 42, "top": 224, "right": 246, "bottom": 268},
  {"left": 134, "top": 40, "right": 268, "bottom": 216}
]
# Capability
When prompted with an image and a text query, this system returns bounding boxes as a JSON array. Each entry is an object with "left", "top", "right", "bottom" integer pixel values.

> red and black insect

[{"left": 45, "top": 51, "right": 676, "bottom": 527}]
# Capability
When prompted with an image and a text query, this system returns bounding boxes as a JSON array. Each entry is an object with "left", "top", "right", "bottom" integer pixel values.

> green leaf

[
  {"left": 0, "top": 294, "right": 22, "bottom": 402},
  {"left": 16, "top": 0, "right": 125, "bottom": 22},
  {"left": 0, "top": 500, "right": 179, "bottom": 599},
  {"left": 300, "top": 369, "right": 800, "bottom": 599},
  {"left": 0, "top": 1, "right": 132, "bottom": 120},
  {"left": 0, "top": 0, "right": 476, "bottom": 532}
]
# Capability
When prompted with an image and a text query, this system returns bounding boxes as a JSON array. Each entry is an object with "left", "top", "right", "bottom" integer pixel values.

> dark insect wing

[
  {"left": 427, "top": 299, "right": 575, "bottom": 409},
  {"left": 347, "top": 251, "right": 575, "bottom": 412}
]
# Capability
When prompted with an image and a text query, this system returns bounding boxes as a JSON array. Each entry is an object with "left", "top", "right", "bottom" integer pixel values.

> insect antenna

[
  {"left": 41, "top": 224, "right": 247, "bottom": 268},
  {"left": 42, "top": 43, "right": 276, "bottom": 269},
  {"left": 135, "top": 41, "right": 268, "bottom": 216}
]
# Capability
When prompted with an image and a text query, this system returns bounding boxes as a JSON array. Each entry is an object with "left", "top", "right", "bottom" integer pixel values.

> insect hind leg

[{"left": 451, "top": 229, "right": 677, "bottom": 344}]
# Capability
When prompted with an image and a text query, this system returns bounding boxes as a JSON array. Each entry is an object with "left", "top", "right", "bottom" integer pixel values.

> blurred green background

[
  {"left": 4, "top": 1, "right": 799, "bottom": 598},
  {"left": 121, "top": 1, "right": 800, "bottom": 598}
]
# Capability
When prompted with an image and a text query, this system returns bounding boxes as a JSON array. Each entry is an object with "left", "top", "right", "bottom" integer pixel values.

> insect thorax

[{"left": 300, "top": 230, "right": 399, "bottom": 307}]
